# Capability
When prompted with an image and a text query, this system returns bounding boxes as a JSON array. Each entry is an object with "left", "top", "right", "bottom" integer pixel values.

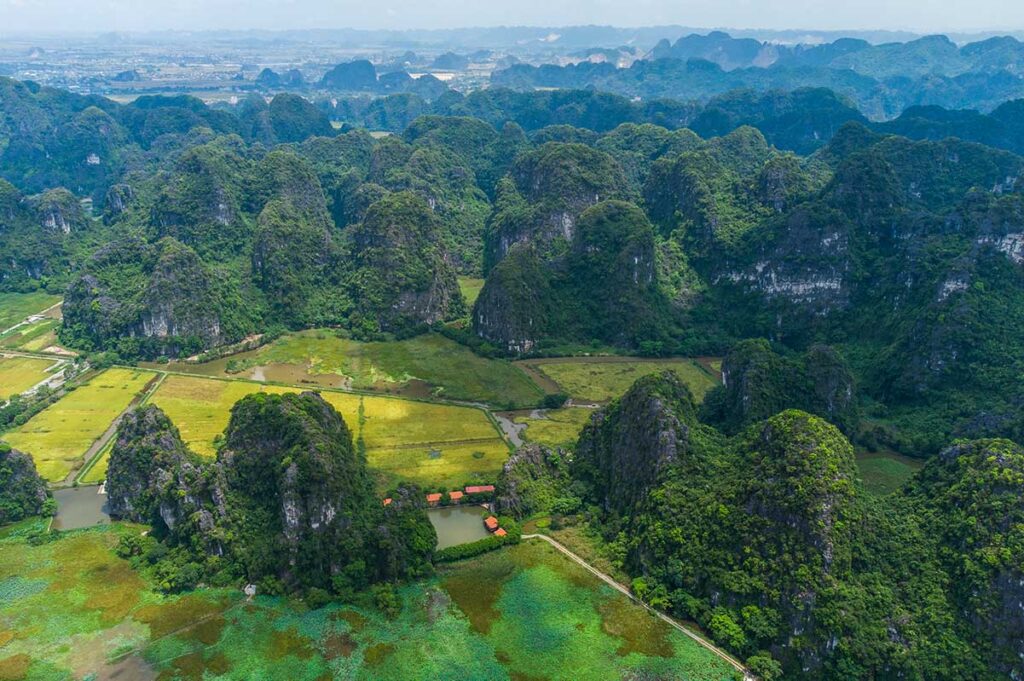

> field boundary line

[
  {"left": 134, "top": 366, "right": 509, "bottom": 445},
  {"left": 522, "top": 533, "right": 754, "bottom": 680},
  {"left": 70, "top": 372, "right": 165, "bottom": 486}
]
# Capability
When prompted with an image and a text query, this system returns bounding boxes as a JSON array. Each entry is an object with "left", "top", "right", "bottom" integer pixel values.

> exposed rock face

[
  {"left": 349, "top": 191, "right": 464, "bottom": 331},
  {"left": 485, "top": 143, "right": 633, "bottom": 268},
  {"left": 575, "top": 371, "right": 700, "bottom": 514},
  {"left": 31, "top": 188, "right": 85, "bottom": 234},
  {"left": 62, "top": 236, "right": 248, "bottom": 357},
  {"left": 474, "top": 200, "right": 667, "bottom": 353},
  {"left": 0, "top": 181, "right": 82, "bottom": 287},
  {"left": 105, "top": 392, "right": 436, "bottom": 592},
  {"left": 103, "top": 183, "right": 134, "bottom": 221},
  {"left": 472, "top": 245, "right": 553, "bottom": 353},
  {"left": 0, "top": 444, "right": 49, "bottom": 524},
  {"left": 134, "top": 238, "right": 227, "bottom": 347},
  {"left": 494, "top": 444, "right": 573, "bottom": 518},
  {"left": 106, "top": 406, "right": 224, "bottom": 549},
  {"left": 704, "top": 339, "right": 858, "bottom": 434}
]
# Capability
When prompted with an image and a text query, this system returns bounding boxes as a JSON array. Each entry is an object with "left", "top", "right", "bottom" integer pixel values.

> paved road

[{"left": 522, "top": 533, "right": 755, "bottom": 680}]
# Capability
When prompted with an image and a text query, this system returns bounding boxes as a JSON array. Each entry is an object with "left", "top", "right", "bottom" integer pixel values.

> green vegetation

[
  {"left": 0, "top": 355, "right": 56, "bottom": 400},
  {"left": 106, "top": 394, "right": 436, "bottom": 595},
  {"left": 0, "top": 292, "right": 61, "bottom": 330},
  {"left": 514, "top": 407, "right": 594, "bottom": 449},
  {"left": 2, "top": 368, "right": 155, "bottom": 480},
  {"left": 210, "top": 330, "right": 542, "bottom": 408},
  {"left": 148, "top": 374, "right": 509, "bottom": 489},
  {"left": 0, "top": 317, "right": 62, "bottom": 351},
  {"left": 0, "top": 526, "right": 737, "bottom": 680},
  {"left": 458, "top": 277, "right": 485, "bottom": 308},
  {"left": 527, "top": 358, "right": 718, "bottom": 403},
  {"left": 562, "top": 370, "right": 1024, "bottom": 678},
  {"left": 855, "top": 450, "right": 924, "bottom": 495}
]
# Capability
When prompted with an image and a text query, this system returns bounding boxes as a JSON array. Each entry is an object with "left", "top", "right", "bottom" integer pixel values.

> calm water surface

[
  {"left": 428, "top": 505, "right": 491, "bottom": 550},
  {"left": 53, "top": 486, "right": 110, "bottom": 530}
]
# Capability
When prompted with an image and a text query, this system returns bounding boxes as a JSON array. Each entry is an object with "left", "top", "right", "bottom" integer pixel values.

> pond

[
  {"left": 428, "top": 505, "right": 492, "bottom": 550},
  {"left": 52, "top": 485, "right": 111, "bottom": 530}
]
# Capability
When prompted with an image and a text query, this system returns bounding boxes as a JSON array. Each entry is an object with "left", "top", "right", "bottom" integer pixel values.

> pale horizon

[{"left": 0, "top": 0, "right": 1022, "bottom": 36}]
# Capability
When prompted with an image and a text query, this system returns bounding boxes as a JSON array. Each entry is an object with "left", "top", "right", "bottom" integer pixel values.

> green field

[
  {"left": 856, "top": 451, "right": 925, "bottom": 495},
  {"left": 147, "top": 374, "right": 510, "bottom": 490},
  {"left": 2, "top": 368, "right": 156, "bottom": 481},
  {"left": 0, "top": 292, "right": 61, "bottom": 330},
  {"left": 0, "top": 355, "right": 57, "bottom": 400},
  {"left": 158, "top": 331, "right": 542, "bottom": 408},
  {"left": 513, "top": 407, "right": 594, "bottom": 450},
  {"left": 0, "top": 526, "right": 737, "bottom": 681},
  {"left": 0, "top": 318, "right": 61, "bottom": 352},
  {"left": 458, "top": 277, "right": 485, "bottom": 308},
  {"left": 523, "top": 358, "right": 719, "bottom": 403}
]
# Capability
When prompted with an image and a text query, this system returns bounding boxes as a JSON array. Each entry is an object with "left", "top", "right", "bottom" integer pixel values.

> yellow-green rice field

[
  {"left": 147, "top": 374, "right": 510, "bottom": 490},
  {"left": 1, "top": 368, "right": 156, "bottom": 481}
]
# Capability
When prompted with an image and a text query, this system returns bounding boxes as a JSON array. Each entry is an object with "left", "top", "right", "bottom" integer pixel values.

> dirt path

[
  {"left": 0, "top": 301, "right": 63, "bottom": 337},
  {"left": 493, "top": 413, "right": 526, "bottom": 447},
  {"left": 68, "top": 373, "right": 166, "bottom": 486},
  {"left": 522, "top": 534, "right": 754, "bottom": 680}
]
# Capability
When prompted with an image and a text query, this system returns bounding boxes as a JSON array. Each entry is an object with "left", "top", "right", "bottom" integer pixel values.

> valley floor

[{"left": 0, "top": 522, "right": 741, "bottom": 681}]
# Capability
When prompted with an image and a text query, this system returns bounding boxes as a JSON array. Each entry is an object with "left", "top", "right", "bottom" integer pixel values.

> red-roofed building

[
  {"left": 465, "top": 485, "right": 495, "bottom": 495},
  {"left": 484, "top": 516, "right": 499, "bottom": 531},
  {"left": 494, "top": 528, "right": 507, "bottom": 537},
  {"left": 448, "top": 490, "right": 464, "bottom": 502},
  {"left": 383, "top": 498, "right": 392, "bottom": 506},
  {"left": 426, "top": 493, "right": 442, "bottom": 505}
]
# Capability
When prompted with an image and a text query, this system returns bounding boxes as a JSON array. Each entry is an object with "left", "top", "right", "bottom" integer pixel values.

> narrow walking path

[
  {"left": 522, "top": 534, "right": 754, "bottom": 680},
  {"left": 68, "top": 373, "right": 167, "bottom": 486},
  {"left": 0, "top": 301, "right": 62, "bottom": 337}
]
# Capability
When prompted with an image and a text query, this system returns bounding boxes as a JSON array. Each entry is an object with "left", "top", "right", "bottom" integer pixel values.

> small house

[
  {"left": 426, "top": 493, "right": 442, "bottom": 506},
  {"left": 494, "top": 528, "right": 507, "bottom": 537},
  {"left": 448, "top": 490, "right": 464, "bottom": 502},
  {"left": 383, "top": 498, "right": 392, "bottom": 506},
  {"left": 484, "top": 516, "right": 499, "bottom": 531},
  {"left": 465, "top": 485, "right": 495, "bottom": 495}
]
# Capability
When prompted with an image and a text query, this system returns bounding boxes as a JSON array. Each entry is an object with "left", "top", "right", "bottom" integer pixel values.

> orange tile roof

[
  {"left": 449, "top": 491, "right": 464, "bottom": 500},
  {"left": 494, "top": 528, "right": 507, "bottom": 537},
  {"left": 383, "top": 498, "right": 392, "bottom": 506},
  {"left": 484, "top": 516, "right": 499, "bottom": 531},
  {"left": 426, "top": 493, "right": 442, "bottom": 503},
  {"left": 464, "top": 485, "right": 495, "bottom": 494}
]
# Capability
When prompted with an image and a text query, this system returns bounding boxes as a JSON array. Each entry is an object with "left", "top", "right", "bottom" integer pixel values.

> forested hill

[{"left": 2, "top": 76, "right": 1024, "bottom": 458}]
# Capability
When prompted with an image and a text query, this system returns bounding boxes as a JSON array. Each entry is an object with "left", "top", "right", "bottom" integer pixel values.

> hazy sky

[{"left": 1, "top": 0, "right": 1022, "bottom": 34}]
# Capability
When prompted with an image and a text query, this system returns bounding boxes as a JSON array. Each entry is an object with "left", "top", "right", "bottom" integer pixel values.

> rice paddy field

[
  {"left": 154, "top": 331, "right": 542, "bottom": 409},
  {"left": 1, "top": 368, "right": 156, "bottom": 481},
  {"left": 0, "top": 525, "right": 738, "bottom": 681},
  {"left": 512, "top": 407, "right": 594, "bottom": 450},
  {"left": 519, "top": 358, "right": 720, "bottom": 403},
  {"left": 0, "top": 292, "right": 61, "bottom": 330},
  {"left": 0, "top": 355, "right": 57, "bottom": 400},
  {"left": 146, "top": 374, "right": 510, "bottom": 490},
  {"left": 0, "top": 317, "right": 62, "bottom": 352}
]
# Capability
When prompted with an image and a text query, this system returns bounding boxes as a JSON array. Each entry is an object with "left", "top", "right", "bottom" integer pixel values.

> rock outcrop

[
  {"left": 106, "top": 405, "right": 224, "bottom": 549},
  {"left": 575, "top": 371, "right": 703, "bottom": 514},
  {"left": 493, "top": 444, "right": 573, "bottom": 518},
  {"left": 349, "top": 191, "right": 464, "bottom": 332},
  {"left": 0, "top": 444, "right": 50, "bottom": 525},
  {"left": 105, "top": 392, "right": 436, "bottom": 593}
]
